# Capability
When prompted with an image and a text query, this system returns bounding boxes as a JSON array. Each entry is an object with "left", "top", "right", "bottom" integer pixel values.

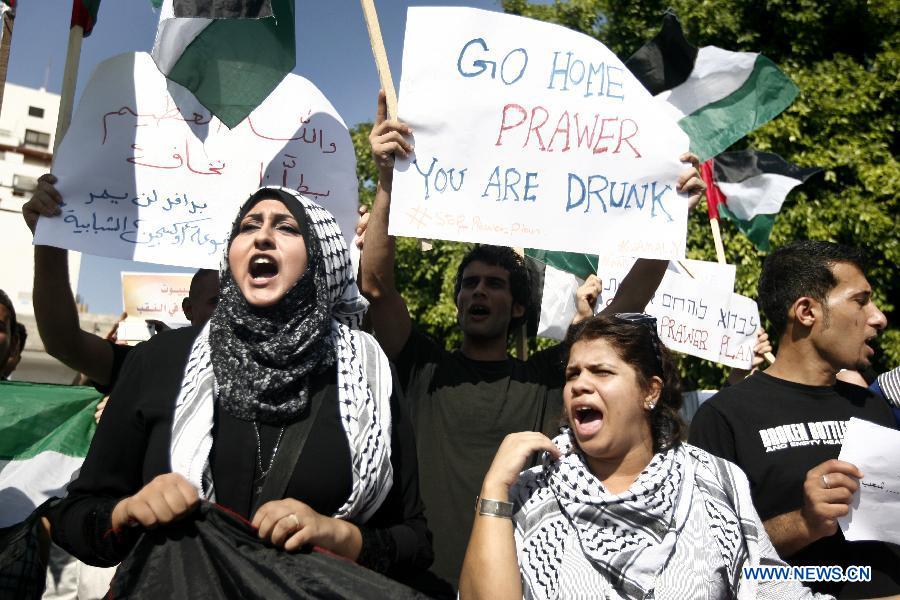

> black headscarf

[{"left": 208, "top": 188, "right": 335, "bottom": 424}]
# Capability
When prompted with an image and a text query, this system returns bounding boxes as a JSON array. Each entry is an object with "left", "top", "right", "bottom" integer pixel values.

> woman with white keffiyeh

[
  {"left": 49, "top": 187, "right": 434, "bottom": 586},
  {"left": 459, "top": 315, "right": 832, "bottom": 600}
]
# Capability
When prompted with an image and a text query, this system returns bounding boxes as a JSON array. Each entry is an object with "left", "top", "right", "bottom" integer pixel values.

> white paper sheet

[{"left": 838, "top": 417, "right": 900, "bottom": 543}]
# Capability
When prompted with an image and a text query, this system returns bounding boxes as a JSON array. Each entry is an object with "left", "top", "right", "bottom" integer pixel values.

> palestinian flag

[
  {"left": 525, "top": 250, "right": 598, "bottom": 341},
  {"left": 71, "top": 0, "right": 100, "bottom": 36},
  {"left": 701, "top": 150, "right": 820, "bottom": 251},
  {"left": 625, "top": 11, "right": 798, "bottom": 161},
  {"left": 0, "top": 382, "right": 100, "bottom": 527},
  {"left": 151, "top": 0, "right": 295, "bottom": 128}
]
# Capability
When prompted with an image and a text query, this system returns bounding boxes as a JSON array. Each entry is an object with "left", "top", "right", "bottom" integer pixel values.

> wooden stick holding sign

[
  {"left": 360, "top": 0, "right": 431, "bottom": 252},
  {"left": 513, "top": 247, "right": 528, "bottom": 360},
  {"left": 360, "top": 0, "right": 398, "bottom": 121}
]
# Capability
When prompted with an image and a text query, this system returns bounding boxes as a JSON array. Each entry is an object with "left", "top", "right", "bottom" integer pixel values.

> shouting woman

[
  {"left": 48, "top": 188, "right": 433, "bottom": 594},
  {"left": 459, "top": 314, "right": 831, "bottom": 599}
]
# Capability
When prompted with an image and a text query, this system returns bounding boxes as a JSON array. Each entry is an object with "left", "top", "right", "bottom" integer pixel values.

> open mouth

[
  {"left": 468, "top": 304, "right": 490, "bottom": 319},
  {"left": 249, "top": 255, "right": 278, "bottom": 282},
  {"left": 864, "top": 336, "right": 877, "bottom": 355},
  {"left": 572, "top": 404, "right": 603, "bottom": 436}
]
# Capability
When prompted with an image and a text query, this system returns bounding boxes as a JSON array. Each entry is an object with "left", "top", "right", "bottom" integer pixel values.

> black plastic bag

[{"left": 109, "top": 502, "right": 431, "bottom": 599}]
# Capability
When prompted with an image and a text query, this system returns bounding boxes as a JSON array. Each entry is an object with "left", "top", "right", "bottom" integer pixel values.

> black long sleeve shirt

[{"left": 49, "top": 325, "right": 433, "bottom": 581}]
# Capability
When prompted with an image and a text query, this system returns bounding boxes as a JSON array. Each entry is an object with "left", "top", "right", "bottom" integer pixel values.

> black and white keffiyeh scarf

[
  {"left": 512, "top": 433, "right": 763, "bottom": 599},
  {"left": 877, "top": 366, "right": 900, "bottom": 407},
  {"left": 210, "top": 187, "right": 335, "bottom": 423},
  {"left": 170, "top": 187, "right": 393, "bottom": 523}
]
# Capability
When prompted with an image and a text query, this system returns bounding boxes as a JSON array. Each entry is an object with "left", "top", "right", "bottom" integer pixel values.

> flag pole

[
  {"left": 53, "top": 24, "right": 83, "bottom": 155},
  {"left": 0, "top": 4, "right": 15, "bottom": 115},
  {"left": 700, "top": 160, "right": 728, "bottom": 264},
  {"left": 360, "top": 0, "right": 398, "bottom": 121},
  {"left": 709, "top": 217, "right": 727, "bottom": 264}
]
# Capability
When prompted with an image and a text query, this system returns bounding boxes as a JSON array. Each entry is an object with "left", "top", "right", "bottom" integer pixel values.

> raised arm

[
  {"left": 600, "top": 153, "right": 706, "bottom": 315},
  {"left": 599, "top": 259, "right": 669, "bottom": 315},
  {"left": 24, "top": 174, "right": 115, "bottom": 384},
  {"left": 359, "top": 91, "right": 414, "bottom": 360}
]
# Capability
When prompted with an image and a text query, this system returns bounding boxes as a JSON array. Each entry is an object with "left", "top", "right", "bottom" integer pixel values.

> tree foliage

[
  {"left": 505, "top": 0, "right": 899, "bottom": 387},
  {"left": 352, "top": 0, "right": 899, "bottom": 388}
]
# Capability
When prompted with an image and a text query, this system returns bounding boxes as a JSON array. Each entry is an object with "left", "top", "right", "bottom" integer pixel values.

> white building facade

[
  {"left": 0, "top": 83, "right": 103, "bottom": 383},
  {"left": 0, "top": 83, "right": 82, "bottom": 315}
]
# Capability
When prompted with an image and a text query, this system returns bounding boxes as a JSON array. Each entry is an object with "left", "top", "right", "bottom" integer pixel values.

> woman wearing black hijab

[{"left": 48, "top": 187, "right": 433, "bottom": 588}]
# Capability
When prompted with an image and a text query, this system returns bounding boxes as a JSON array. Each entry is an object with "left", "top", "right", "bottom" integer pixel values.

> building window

[
  {"left": 23, "top": 155, "right": 49, "bottom": 167},
  {"left": 28, "top": 106, "right": 45, "bottom": 118},
  {"left": 12, "top": 174, "right": 38, "bottom": 196},
  {"left": 24, "top": 129, "right": 51, "bottom": 149}
]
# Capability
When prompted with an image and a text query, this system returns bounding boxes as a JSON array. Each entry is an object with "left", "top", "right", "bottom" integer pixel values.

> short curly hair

[
  {"left": 453, "top": 245, "right": 532, "bottom": 332},
  {"left": 563, "top": 315, "right": 684, "bottom": 453}
]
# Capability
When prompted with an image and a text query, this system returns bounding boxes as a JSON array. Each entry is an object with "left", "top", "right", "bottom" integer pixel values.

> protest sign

[
  {"left": 390, "top": 8, "right": 691, "bottom": 260},
  {"left": 596, "top": 257, "right": 757, "bottom": 368},
  {"left": 715, "top": 293, "right": 762, "bottom": 369},
  {"left": 121, "top": 272, "right": 193, "bottom": 326},
  {"left": 35, "top": 53, "right": 357, "bottom": 268}
]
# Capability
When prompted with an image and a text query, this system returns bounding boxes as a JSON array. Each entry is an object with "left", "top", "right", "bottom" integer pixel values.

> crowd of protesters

[{"left": 0, "top": 92, "right": 898, "bottom": 599}]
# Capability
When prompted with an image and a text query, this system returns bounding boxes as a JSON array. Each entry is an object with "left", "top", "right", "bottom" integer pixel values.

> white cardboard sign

[
  {"left": 35, "top": 53, "right": 358, "bottom": 268},
  {"left": 390, "top": 7, "right": 691, "bottom": 260},
  {"left": 596, "top": 257, "right": 757, "bottom": 368}
]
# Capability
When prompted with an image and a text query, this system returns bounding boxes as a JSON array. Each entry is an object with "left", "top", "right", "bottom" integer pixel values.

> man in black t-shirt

[
  {"left": 361, "top": 92, "right": 707, "bottom": 590},
  {"left": 690, "top": 240, "right": 900, "bottom": 598}
]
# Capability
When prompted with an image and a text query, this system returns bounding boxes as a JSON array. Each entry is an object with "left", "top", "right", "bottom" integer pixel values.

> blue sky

[{"left": 7, "top": 0, "right": 512, "bottom": 314}]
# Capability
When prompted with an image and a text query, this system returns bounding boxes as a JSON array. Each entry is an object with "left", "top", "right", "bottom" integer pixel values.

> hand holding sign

[{"left": 370, "top": 90, "right": 413, "bottom": 184}]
